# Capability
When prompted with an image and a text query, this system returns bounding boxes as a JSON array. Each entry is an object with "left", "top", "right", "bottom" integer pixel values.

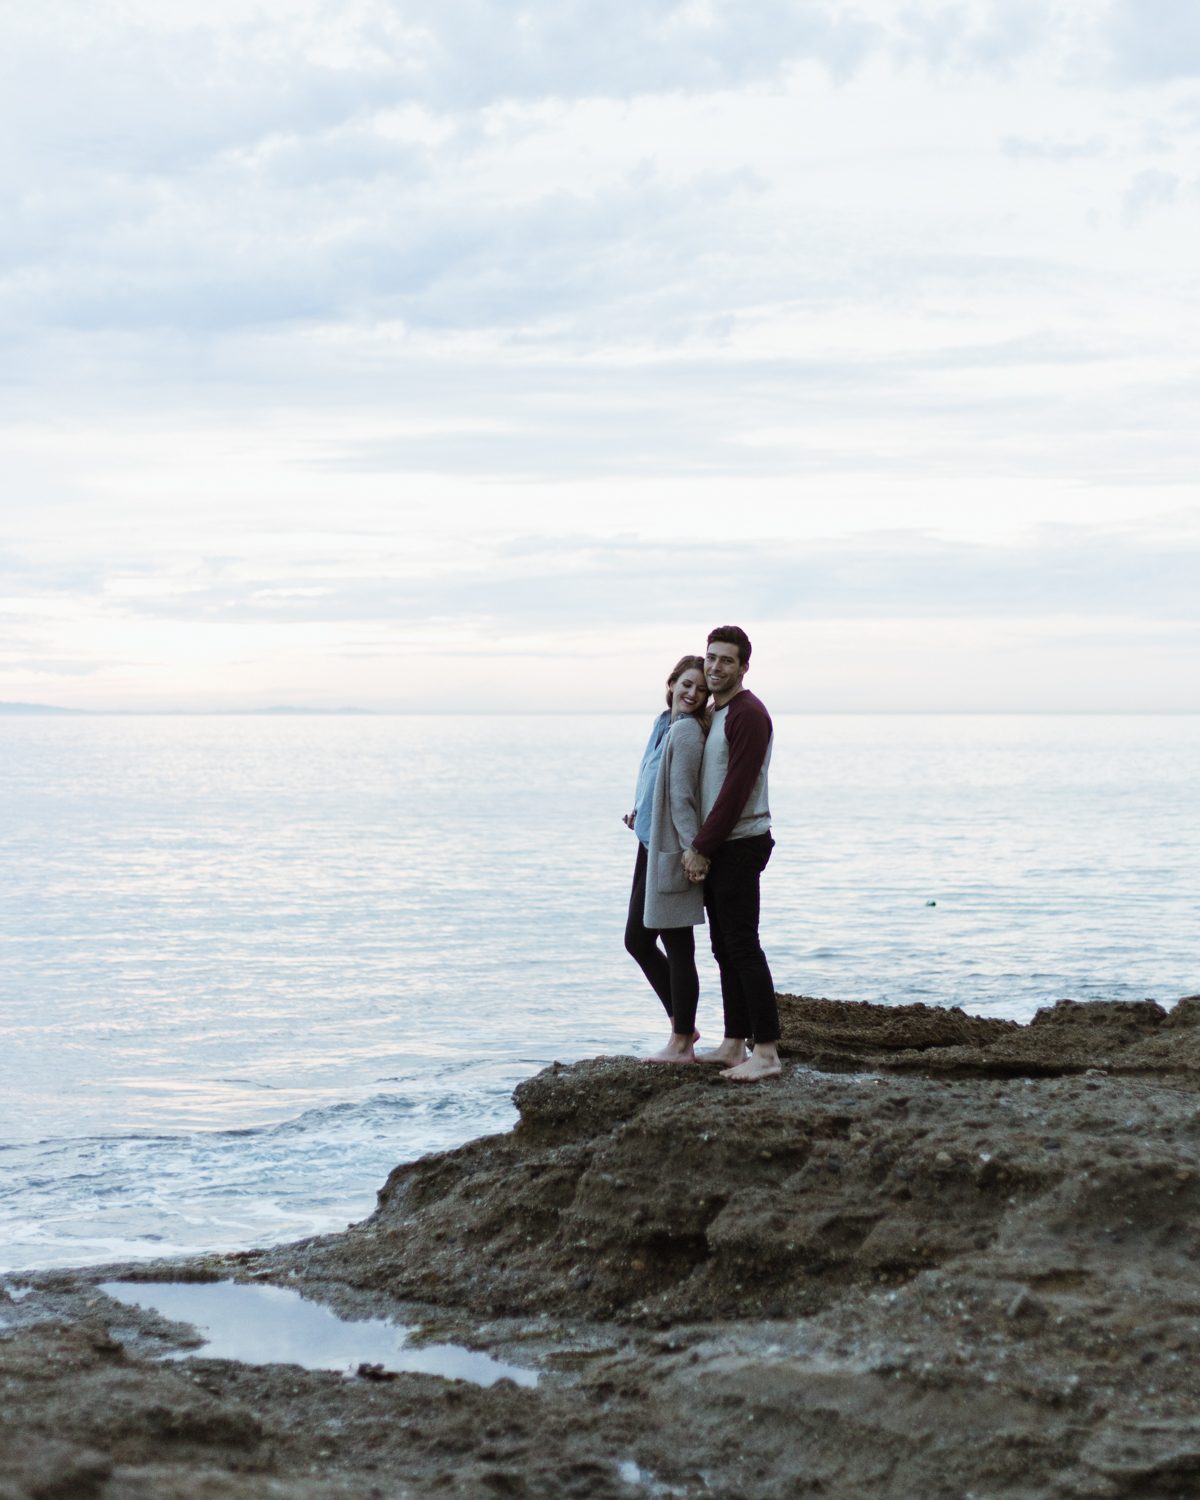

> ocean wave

[{"left": 0, "top": 1084, "right": 521, "bottom": 1275}]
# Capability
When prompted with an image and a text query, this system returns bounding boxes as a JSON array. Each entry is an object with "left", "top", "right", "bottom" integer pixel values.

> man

[{"left": 681, "top": 625, "right": 780, "bottom": 1081}]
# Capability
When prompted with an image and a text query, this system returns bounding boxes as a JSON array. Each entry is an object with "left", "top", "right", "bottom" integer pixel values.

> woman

[{"left": 623, "top": 655, "right": 710, "bottom": 1063}]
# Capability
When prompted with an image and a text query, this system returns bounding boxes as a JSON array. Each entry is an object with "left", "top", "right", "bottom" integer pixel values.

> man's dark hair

[{"left": 707, "top": 625, "right": 752, "bottom": 667}]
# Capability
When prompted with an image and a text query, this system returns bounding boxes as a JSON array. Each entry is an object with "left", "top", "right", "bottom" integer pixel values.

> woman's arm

[
  {"left": 667, "top": 718, "right": 704, "bottom": 850},
  {"left": 632, "top": 711, "right": 669, "bottom": 820}
]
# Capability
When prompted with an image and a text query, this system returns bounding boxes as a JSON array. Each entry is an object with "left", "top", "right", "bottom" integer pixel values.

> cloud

[
  {"left": 0, "top": 655, "right": 105, "bottom": 679},
  {"left": 4, "top": 95, "right": 769, "bottom": 342},
  {"left": 1121, "top": 167, "right": 1181, "bottom": 223},
  {"left": 8, "top": 307, "right": 1196, "bottom": 506},
  {"left": 2, "top": 0, "right": 1198, "bottom": 711},
  {"left": 0, "top": 554, "right": 104, "bottom": 596},
  {"left": 0, "top": 0, "right": 1155, "bottom": 356},
  {"left": 54, "top": 526, "right": 1198, "bottom": 633},
  {"left": 889, "top": 0, "right": 1047, "bottom": 71},
  {"left": 1105, "top": 0, "right": 1200, "bottom": 81},
  {"left": 367, "top": 0, "right": 879, "bottom": 103},
  {"left": 1, "top": 0, "right": 1194, "bottom": 407},
  {"left": 0, "top": 0, "right": 874, "bottom": 192},
  {"left": 1002, "top": 135, "right": 1108, "bottom": 161}
]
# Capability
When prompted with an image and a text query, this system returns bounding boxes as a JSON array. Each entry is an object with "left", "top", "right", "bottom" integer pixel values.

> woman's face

[{"left": 670, "top": 667, "right": 707, "bottom": 717}]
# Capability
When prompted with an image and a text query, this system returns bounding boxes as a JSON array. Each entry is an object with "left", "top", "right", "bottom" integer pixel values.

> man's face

[{"left": 704, "top": 639, "right": 745, "bottom": 698}]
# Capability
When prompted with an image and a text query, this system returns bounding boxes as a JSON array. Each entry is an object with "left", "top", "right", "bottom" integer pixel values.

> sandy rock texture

[{"left": 4, "top": 994, "right": 1200, "bottom": 1499}]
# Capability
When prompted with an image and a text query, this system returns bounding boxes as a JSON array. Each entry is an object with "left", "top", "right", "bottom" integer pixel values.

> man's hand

[
  {"left": 622, "top": 810, "right": 636, "bottom": 829},
  {"left": 681, "top": 847, "right": 710, "bottom": 883}
]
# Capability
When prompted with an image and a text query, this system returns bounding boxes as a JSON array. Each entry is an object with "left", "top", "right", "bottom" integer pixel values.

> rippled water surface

[{"left": 2, "top": 713, "right": 1197, "bottom": 1270}]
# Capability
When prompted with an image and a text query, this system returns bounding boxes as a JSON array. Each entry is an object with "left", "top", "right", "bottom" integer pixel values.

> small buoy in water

[{"left": 925, "top": 899, "right": 937, "bottom": 906}]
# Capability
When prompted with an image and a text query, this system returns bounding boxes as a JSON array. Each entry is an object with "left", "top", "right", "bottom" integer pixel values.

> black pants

[
  {"left": 624, "top": 843, "right": 700, "bottom": 1037},
  {"left": 705, "top": 833, "right": 778, "bottom": 1044}
]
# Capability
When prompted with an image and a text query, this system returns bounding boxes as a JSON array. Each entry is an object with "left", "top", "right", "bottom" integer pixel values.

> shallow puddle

[{"left": 101, "top": 1280, "right": 538, "bottom": 1387}]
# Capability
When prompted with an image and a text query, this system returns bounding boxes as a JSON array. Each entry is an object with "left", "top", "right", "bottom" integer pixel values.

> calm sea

[{"left": 2, "top": 714, "right": 1197, "bottom": 1273}]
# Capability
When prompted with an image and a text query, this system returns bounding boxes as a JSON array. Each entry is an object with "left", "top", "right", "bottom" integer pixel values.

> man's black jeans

[{"left": 704, "top": 833, "right": 778, "bottom": 1044}]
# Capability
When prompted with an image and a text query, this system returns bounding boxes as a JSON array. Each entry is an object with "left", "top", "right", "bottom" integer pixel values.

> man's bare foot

[
  {"left": 720, "top": 1051, "right": 782, "bottom": 1082},
  {"left": 696, "top": 1039, "right": 749, "bottom": 1066},
  {"left": 646, "top": 1032, "right": 697, "bottom": 1064}
]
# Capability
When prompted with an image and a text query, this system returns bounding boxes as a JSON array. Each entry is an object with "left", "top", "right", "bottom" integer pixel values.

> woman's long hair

[{"left": 664, "top": 654, "right": 711, "bottom": 734}]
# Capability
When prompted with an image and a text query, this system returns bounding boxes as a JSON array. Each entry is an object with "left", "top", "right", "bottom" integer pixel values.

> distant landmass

[
  {"left": 0, "top": 701, "right": 80, "bottom": 714},
  {"left": 224, "top": 707, "right": 376, "bottom": 716}
]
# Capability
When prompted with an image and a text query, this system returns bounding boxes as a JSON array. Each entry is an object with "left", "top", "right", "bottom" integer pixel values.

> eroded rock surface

[{"left": 4, "top": 994, "right": 1200, "bottom": 1499}]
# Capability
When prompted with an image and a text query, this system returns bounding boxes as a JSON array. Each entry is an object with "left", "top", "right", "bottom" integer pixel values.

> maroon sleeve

[{"left": 692, "top": 693, "right": 772, "bottom": 857}]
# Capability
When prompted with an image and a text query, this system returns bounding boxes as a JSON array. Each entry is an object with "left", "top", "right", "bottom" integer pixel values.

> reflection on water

[
  {"left": 100, "top": 1279, "right": 539, "bottom": 1388},
  {"left": 2, "top": 713, "right": 1199, "bottom": 1271}
]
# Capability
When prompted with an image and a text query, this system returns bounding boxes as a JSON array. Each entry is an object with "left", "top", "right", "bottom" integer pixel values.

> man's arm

[{"left": 691, "top": 696, "right": 772, "bottom": 858}]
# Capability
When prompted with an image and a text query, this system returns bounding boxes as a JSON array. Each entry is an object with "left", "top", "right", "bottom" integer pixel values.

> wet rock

[
  {"left": 1080, "top": 1417, "right": 1200, "bottom": 1483},
  {"left": 776, "top": 993, "right": 1018, "bottom": 1064},
  {"left": 0, "top": 1439, "right": 112, "bottom": 1500},
  {"left": 6, "top": 995, "right": 1200, "bottom": 1500},
  {"left": 1005, "top": 1288, "right": 1048, "bottom": 1322}
]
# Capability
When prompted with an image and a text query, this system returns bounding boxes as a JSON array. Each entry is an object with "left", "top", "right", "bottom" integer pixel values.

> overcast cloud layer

[{"left": 2, "top": 0, "right": 1198, "bottom": 710}]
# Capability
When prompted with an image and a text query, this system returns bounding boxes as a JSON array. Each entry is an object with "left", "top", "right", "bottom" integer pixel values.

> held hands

[{"left": 681, "top": 847, "right": 710, "bottom": 884}]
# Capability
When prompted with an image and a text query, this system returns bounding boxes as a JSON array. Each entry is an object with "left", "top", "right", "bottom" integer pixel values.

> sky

[{"left": 2, "top": 0, "right": 1198, "bottom": 712}]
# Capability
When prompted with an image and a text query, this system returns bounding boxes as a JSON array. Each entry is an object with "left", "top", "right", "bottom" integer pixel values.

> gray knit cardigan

[{"left": 643, "top": 713, "right": 707, "bottom": 930}]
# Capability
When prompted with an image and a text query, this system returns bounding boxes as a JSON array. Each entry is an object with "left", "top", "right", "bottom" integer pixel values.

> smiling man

[{"left": 681, "top": 625, "right": 780, "bottom": 1081}]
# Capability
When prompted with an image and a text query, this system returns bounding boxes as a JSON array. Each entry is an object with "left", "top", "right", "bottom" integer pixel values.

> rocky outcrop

[
  {"left": 4, "top": 994, "right": 1200, "bottom": 1499},
  {"left": 778, "top": 991, "right": 1200, "bottom": 1077},
  {"left": 284, "top": 995, "right": 1200, "bottom": 1321}
]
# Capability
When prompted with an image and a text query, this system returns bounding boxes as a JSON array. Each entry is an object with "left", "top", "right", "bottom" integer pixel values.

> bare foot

[
  {"left": 645, "top": 1032, "right": 697, "bottom": 1064},
  {"left": 696, "top": 1039, "right": 749, "bottom": 1067},
  {"left": 720, "top": 1052, "right": 782, "bottom": 1082}
]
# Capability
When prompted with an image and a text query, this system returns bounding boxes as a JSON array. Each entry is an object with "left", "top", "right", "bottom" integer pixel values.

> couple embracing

[{"left": 623, "top": 625, "right": 780, "bottom": 1082}]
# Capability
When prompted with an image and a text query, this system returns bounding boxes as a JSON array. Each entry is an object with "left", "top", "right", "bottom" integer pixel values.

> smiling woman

[{"left": 622, "top": 653, "right": 709, "bottom": 1062}]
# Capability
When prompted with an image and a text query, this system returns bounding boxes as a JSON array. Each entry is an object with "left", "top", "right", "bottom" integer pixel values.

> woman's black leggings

[{"left": 624, "top": 843, "right": 700, "bottom": 1037}]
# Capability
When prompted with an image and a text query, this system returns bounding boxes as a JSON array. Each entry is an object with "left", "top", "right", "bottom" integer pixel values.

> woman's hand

[{"left": 622, "top": 810, "right": 636, "bottom": 829}]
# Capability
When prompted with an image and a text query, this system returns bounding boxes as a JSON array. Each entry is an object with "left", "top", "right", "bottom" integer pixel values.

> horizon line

[{"left": 4, "top": 702, "right": 1200, "bottom": 719}]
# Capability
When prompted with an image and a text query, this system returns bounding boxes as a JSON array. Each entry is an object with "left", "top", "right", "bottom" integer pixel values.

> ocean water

[{"left": 2, "top": 713, "right": 1197, "bottom": 1273}]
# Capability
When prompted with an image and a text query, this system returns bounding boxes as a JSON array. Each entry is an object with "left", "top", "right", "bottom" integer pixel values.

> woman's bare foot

[
  {"left": 696, "top": 1038, "right": 749, "bottom": 1066},
  {"left": 720, "top": 1047, "right": 782, "bottom": 1082},
  {"left": 646, "top": 1032, "right": 698, "bottom": 1064}
]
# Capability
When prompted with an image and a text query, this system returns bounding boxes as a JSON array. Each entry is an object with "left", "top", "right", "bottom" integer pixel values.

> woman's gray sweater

[{"left": 644, "top": 714, "right": 707, "bottom": 930}]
